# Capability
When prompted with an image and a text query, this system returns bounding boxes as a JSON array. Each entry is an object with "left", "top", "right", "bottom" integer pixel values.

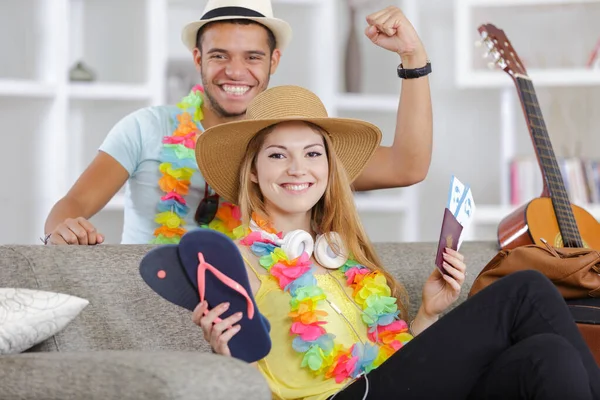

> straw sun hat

[{"left": 195, "top": 85, "right": 382, "bottom": 204}]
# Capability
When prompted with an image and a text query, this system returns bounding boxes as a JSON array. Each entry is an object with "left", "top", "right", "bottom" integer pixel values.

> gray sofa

[{"left": 0, "top": 241, "right": 500, "bottom": 399}]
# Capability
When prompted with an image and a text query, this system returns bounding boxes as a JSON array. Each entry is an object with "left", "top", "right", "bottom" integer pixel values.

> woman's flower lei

[{"left": 241, "top": 224, "right": 413, "bottom": 383}]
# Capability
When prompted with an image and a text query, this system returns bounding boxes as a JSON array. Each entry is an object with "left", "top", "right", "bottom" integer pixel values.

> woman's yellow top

[{"left": 242, "top": 254, "right": 370, "bottom": 400}]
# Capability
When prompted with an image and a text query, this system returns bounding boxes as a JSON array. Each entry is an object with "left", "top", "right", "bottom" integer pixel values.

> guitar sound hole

[{"left": 554, "top": 233, "right": 589, "bottom": 249}]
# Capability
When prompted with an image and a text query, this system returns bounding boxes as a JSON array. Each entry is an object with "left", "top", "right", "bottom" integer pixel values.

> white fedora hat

[{"left": 181, "top": 0, "right": 293, "bottom": 52}]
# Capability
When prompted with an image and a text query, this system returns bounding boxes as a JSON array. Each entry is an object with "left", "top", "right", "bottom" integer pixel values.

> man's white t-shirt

[{"left": 99, "top": 105, "right": 208, "bottom": 244}]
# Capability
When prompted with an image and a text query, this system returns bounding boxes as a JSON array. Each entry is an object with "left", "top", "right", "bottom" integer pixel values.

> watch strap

[{"left": 397, "top": 61, "right": 432, "bottom": 79}]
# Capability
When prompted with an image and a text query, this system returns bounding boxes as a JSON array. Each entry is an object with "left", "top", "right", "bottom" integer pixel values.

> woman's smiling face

[{"left": 252, "top": 121, "right": 329, "bottom": 218}]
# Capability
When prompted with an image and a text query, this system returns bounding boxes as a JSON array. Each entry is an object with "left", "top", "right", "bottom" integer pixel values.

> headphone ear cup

[
  {"left": 314, "top": 232, "right": 348, "bottom": 270},
  {"left": 281, "top": 230, "right": 314, "bottom": 260}
]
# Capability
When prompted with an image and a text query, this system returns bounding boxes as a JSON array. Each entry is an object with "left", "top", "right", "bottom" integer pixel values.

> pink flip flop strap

[{"left": 196, "top": 252, "right": 255, "bottom": 321}]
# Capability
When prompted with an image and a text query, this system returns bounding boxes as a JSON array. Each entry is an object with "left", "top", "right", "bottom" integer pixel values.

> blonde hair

[{"left": 237, "top": 122, "right": 410, "bottom": 320}]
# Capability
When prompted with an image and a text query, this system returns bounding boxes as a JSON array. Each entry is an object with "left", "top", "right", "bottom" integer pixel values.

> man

[{"left": 43, "top": 0, "right": 433, "bottom": 245}]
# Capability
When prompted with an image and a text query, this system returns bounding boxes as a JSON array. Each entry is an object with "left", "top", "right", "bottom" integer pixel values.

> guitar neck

[{"left": 514, "top": 76, "right": 584, "bottom": 247}]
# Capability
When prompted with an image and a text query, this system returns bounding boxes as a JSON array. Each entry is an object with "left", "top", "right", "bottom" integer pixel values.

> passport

[
  {"left": 435, "top": 207, "right": 464, "bottom": 274},
  {"left": 436, "top": 176, "right": 476, "bottom": 273}
]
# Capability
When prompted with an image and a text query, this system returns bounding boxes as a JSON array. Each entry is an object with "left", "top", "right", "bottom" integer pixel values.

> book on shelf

[
  {"left": 510, "top": 157, "right": 600, "bottom": 207},
  {"left": 587, "top": 37, "right": 600, "bottom": 69}
]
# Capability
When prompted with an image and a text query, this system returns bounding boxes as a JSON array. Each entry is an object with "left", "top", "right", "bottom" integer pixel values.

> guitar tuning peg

[
  {"left": 475, "top": 40, "right": 482, "bottom": 47},
  {"left": 487, "top": 61, "right": 497, "bottom": 70}
]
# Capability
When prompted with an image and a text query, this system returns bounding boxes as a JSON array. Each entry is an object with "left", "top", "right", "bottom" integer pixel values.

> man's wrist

[
  {"left": 397, "top": 50, "right": 429, "bottom": 69},
  {"left": 396, "top": 49, "right": 431, "bottom": 79}
]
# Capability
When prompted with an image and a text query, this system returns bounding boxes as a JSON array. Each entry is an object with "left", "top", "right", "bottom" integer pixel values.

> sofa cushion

[
  {"left": 0, "top": 351, "right": 271, "bottom": 400},
  {"left": 10, "top": 245, "right": 209, "bottom": 354},
  {"left": 4, "top": 241, "right": 500, "bottom": 353}
]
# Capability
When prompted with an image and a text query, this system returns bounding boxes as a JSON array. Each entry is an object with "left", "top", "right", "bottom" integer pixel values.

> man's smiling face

[{"left": 194, "top": 21, "right": 281, "bottom": 119}]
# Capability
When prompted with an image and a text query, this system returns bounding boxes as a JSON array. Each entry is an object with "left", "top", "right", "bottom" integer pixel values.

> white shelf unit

[
  {"left": 458, "top": 69, "right": 600, "bottom": 89},
  {"left": 472, "top": 204, "right": 600, "bottom": 225},
  {"left": 0, "top": 0, "right": 166, "bottom": 244},
  {"left": 454, "top": 0, "right": 600, "bottom": 241},
  {"left": 0, "top": 0, "right": 421, "bottom": 244},
  {"left": 335, "top": 93, "right": 400, "bottom": 112},
  {"left": 462, "top": 0, "right": 599, "bottom": 6},
  {"left": 0, "top": 80, "right": 56, "bottom": 97},
  {"left": 455, "top": 0, "right": 600, "bottom": 89},
  {"left": 68, "top": 83, "right": 154, "bottom": 100}
]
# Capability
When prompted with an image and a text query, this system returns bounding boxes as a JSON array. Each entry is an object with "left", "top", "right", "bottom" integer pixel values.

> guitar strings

[{"left": 519, "top": 78, "right": 582, "bottom": 247}]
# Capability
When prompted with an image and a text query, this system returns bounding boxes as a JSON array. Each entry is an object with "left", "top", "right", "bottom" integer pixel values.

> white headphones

[{"left": 249, "top": 221, "right": 348, "bottom": 269}]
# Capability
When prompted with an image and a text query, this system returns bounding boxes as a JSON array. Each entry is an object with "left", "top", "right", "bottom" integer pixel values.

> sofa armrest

[{"left": 0, "top": 351, "right": 271, "bottom": 400}]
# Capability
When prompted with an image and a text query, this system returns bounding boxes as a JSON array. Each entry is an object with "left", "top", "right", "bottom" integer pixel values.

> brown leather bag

[
  {"left": 568, "top": 298, "right": 600, "bottom": 366},
  {"left": 469, "top": 241, "right": 600, "bottom": 366},
  {"left": 469, "top": 241, "right": 600, "bottom": 299}
]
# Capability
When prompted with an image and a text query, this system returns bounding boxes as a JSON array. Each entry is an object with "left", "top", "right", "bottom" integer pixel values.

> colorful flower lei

[
  {"left": 152, "top": 85, "right": 246, "bottom": 244},
  {"left": 240, "top": 224, "right": 413, "bottom": 384},
  {"left": 152, "top": 84, "right": 205, "bottom": 244}
]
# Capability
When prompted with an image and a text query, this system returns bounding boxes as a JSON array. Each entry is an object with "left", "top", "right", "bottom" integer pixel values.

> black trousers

[{"left": 331, "top": 270, "right": 600, "bottom": 400}]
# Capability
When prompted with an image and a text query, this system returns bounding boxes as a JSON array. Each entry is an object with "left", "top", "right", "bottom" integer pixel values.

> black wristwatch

[{"left": 397, "top": 61, "right": 432, "bottom": 79}]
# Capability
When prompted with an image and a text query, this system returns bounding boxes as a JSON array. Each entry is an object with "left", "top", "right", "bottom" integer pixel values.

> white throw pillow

[{"left": 0, "top": 288, "right": 89, "bottom": 355}]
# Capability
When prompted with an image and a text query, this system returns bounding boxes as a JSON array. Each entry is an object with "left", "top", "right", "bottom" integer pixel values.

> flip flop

[
  {"left": 139, "top": 244, "right": 200, "bottom": 312},
  {"left": 177, "top": 229, "right": 271, "bottom": 363},
  {"left": 139, "top": 229, "right": 271, "bottom": 363},
  {"left": 139, "top": 234, "right": 272, "bottom": 329},
  {"left": 140, "top": 245, "right": 230, "bottom": 325}
]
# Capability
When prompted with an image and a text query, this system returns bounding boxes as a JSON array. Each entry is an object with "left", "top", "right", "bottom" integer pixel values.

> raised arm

[{"left": 352, "top": 6, "right": 433, "bottom": 191}]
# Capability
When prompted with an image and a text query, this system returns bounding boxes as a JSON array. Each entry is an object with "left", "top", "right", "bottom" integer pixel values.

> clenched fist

[{"left": 365, "top": 6, "right": 428, "bottom": 67}]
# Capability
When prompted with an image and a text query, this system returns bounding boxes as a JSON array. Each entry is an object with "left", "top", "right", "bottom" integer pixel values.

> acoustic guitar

[{"left": 477, "top": 23, "right": 600, "bottom": 250}]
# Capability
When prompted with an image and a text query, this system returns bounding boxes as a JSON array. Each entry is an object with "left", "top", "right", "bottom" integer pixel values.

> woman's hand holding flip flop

[
  {"left": 193, "top": 300, "right": 243, "bottom": 356},
  {"left": 141, "top": 229, "right": 272, "bottom": 363}
]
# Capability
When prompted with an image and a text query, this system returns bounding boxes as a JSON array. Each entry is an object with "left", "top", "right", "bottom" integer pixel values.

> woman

[{"left": 192, "top": 85, "right": 600, "bottom": 399}]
